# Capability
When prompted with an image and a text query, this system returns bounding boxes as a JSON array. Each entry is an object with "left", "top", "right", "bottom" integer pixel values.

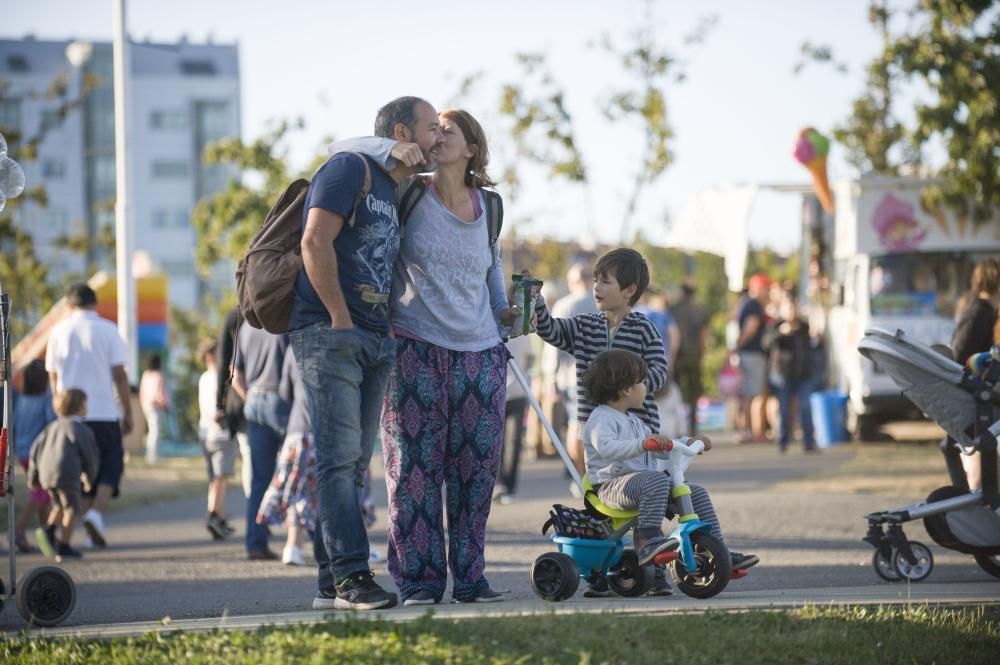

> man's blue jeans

[
  {"left": 289, "top": 323, "right": 395, "bottom": 590},
  {"left": 243, "top": 388, "right": 289, "bottom": 553},
  {"left": 777, "top": 378, "right": 816, "bottom": 450}
]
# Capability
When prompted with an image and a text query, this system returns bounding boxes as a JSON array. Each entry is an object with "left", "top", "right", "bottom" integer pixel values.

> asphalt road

[{"left": 2, "top": 429, "right": 998, "bottom": 634}]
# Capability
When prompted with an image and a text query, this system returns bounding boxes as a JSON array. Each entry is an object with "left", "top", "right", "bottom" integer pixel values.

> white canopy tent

[{"left": 650, "top": 183, "right": 813, "bottom": 291}]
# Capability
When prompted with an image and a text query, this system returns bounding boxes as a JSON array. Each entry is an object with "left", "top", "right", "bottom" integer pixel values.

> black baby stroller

[{"left": 857, "top": 327, "right": 1000, "bottom": 582}]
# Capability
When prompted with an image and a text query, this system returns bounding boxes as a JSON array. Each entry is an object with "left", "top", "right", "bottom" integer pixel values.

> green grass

[{"left": 3, "top": 606, "right": 999, "bottom": 664}]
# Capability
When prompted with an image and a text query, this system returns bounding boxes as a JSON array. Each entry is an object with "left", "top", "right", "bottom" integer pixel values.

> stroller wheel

[
  {"left": 872, "top": 548, "right": 901, "bottom": 582},
  {"left": 530, "top": 552, "right": 580, "bottom": 602},
  {"left": 16, "top": 566, "right": 76, "bottom": 627},
  {"left": 891, "top": 542, "right": 933, "bottom": 583},
  {"left": 974, "top": 554, "right": 1000, "bottom": 579}
]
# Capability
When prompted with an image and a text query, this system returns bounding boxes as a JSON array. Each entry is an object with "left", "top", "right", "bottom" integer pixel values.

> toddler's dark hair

[
  {"left": 593, "top": 248, "right": 650, "bottom": 306},
  {"left": 582, "top": 349, "right": 647, "bottom": 405}
]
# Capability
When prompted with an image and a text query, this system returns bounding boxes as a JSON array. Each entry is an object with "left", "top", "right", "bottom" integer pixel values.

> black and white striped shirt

[{"left": 535, "top": 301, "right": 669, "bottom": 433}]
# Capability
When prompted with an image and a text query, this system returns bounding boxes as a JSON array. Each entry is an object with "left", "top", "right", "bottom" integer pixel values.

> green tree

[
  {"left": 0, "top": 70, "right": 101, "bottom": 341},
  {"left": 493, "top": 3, "right": 714, "bottom": 243},
  {"left": 800, "top": 0, "right": 1000, "bottom": 222}
]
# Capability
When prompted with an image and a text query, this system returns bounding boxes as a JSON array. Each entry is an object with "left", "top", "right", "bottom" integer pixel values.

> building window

[
  {"left": 162, "top": 259, "right": 193, "bottom": 275},
  {"left": 150, "top": 110, "right": 188, "bottom": 130},
  {"left": 172, "top": 208, "right": 190, "bottom": 228},
  {"left": 0, "top": 98, "right": 21, "bottom": 134},
  {"left": 40, "top": 109, "right": 64, "bottom": 133},
  {"left": 6, "top": 55, "right": 29, "bottom": 73},
  {"left": 152, "top": 161, "right": 189, "bottom": 178},
  {"left": 180, "top": 60, "right": 216, "bottom": 76},
  {"left": 151, "top": 208, "right": 169, "bottom": 229},
  {"left": 42, "top": 159, "right": 66, "bottom": 178},
  {"left": 40, "top": 209, "right": 69, "bottom": 237}
]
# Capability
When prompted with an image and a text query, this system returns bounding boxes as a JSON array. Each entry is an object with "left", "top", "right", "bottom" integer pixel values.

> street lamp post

[{"left": 112, "top": 0, "right": 137, "bottom": 383}]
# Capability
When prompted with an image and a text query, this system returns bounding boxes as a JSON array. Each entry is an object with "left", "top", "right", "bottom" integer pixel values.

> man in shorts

[
  {"left": 197, "top": 338, "right": 238, "bottom": 539},
  {"left": 46, "top": 283, "right": 134, "bottom": 547},
  {"left": 735, "top": 274, "right": 770, "bottom": 442}
]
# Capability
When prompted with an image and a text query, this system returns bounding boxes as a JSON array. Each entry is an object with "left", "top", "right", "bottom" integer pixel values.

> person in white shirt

[
  {"left": 197, "top": 339, "right": 237, "bottom": 541},
  {"left": 45, "top": 283, "right": 133, "bottom": 548}
]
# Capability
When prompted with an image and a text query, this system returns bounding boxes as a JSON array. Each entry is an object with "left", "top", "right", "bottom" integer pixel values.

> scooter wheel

[
  {"left": 891, "top": 541, "right": 933, "bottom": 583},
  {"left": 530, "top": 552, "right": 579, "bottom": 602},
  {"left": 974, "top": 553, "right": 1000, "bottom": 579},
  {"left": 873, "top": 548, "right": 901, "bottom": 582},
  {"left": 608, "top": 550, "right": 654, "bottom": 598},
  {"left": 671, "top": 532, "right": 732, "bottom": 599},
  {"left": 17, "top": 566, "right": 76, "bottom": 627}
]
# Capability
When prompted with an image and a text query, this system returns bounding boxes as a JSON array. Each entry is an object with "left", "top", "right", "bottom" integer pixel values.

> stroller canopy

[{"left": 858, "top": 327, "right": 975, "bottom": 444}]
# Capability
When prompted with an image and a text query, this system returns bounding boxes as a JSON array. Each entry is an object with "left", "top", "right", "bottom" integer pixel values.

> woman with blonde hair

[{"left": 329, "top": 108, "right": 518, "bottom": 606}]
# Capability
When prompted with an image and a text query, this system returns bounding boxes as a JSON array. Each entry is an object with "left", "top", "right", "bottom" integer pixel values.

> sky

[{"left": 5, "top": 0, "right": 886, "bottom": 253}]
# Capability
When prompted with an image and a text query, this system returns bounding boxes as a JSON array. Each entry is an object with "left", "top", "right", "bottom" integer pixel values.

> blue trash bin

[{"left": 809, "top": 391, "right": 849, "bottom": 448}]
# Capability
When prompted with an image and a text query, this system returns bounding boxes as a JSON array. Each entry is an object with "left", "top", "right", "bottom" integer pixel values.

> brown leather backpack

[{"left": 235, "top": 153, "right": 371, "bottom": 334}]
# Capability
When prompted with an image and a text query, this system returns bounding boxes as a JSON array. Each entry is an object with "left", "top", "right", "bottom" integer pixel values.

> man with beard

[{"left": 286, "top": 97, "right": 443, "bottom": 610}]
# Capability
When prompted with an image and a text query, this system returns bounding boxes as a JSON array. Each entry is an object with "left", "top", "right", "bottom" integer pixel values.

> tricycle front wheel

[{"left": 671, "top": 532, "right": 731, "bottom": 599}]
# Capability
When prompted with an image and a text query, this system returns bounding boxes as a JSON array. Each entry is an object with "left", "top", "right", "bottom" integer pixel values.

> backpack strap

[
  {"left": 399, "top": 178, "right": 428, "bottom": 229},
  {"left": 482, "top": 189, "right": 504, "bottom": 250},
  {"left": 344, "top": 152, "right": 372, "bottom": 228}
]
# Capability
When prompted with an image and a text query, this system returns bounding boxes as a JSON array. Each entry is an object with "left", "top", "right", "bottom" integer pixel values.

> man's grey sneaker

[
  {"left": 333, "top": 570, "right": 398, "bottom": 610},
  {"left": 648, "top": 566, "right": 674, "bottom": 597},
  {"left": 636, "top": 536, "right": 680, "bottom": 566},
  {"left": 582, "top": 578, "right": 614, "bottom": 598},
  {"left": 403, "top": 590, "right": 438, "bottom": 606},
  {"left": 731, "top": 552, "right": 760, "bottom": 570}
]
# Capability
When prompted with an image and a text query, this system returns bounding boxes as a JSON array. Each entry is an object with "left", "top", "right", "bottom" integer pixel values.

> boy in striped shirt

[{"left": 533, "top": 248, "right": 758, "bottom": 596}]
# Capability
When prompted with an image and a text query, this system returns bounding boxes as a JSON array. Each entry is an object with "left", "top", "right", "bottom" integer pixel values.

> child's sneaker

[
  {"left": 55, "top": 542, "right": 83, "bottom": 562},
  {"left": 647, "top": 566, "right": 674, "bottom": 596},
  {"left": 282, "top": 545, "right": 306, "bottom": 566},
  {"left": 35, "top": 526, "right": 56, "bottom": 559},
  {"left": 82, "top": 509, "right": 107, "bottom": 548},
  {"left": 582, "top": 578, "right": 613, "bottom": 598},
  {"left": 636, "top": 536, "right": 680, "bottom": 566},
  {"left": 731, "top": 552, "right": 759, "bottom": 570}
]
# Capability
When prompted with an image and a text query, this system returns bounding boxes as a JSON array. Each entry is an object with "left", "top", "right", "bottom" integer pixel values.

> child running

[
  {"left": 29, "top": 388, "right": 100, "bottom": 561},
  {"left": 533, "top": 248, "right": 757, "bottom": 594}
]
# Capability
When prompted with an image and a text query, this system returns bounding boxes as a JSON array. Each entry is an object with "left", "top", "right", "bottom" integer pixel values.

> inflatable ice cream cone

[
  {"left": 793, "top": 128, "right": 834, "bottom": 213},
  {"left": 806, "top": 156, "right": 834, "bottom": 213}
]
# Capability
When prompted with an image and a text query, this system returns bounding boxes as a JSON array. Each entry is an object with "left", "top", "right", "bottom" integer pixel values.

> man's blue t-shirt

[
  {"left": 737, "top": 297, "right": 766, "bottom": 352},
  {"left": 288, "top": 153, "right": 400, "bottom": 333}
]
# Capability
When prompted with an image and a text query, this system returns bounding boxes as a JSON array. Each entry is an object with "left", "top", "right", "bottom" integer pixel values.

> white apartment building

[{"left": 0, "top": 35, "right": 241, "bottom": 310}]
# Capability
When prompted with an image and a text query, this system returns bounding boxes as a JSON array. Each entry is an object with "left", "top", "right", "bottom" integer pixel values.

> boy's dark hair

[
  {"left": 54, "top": 388, "right": 87, "bottom": 417},
  {"left": 593, "top": 248, "right": 650, "bottom": 306},
  {"left": 582, "top": 350, "right": 648, "bottom": 405},
  {"left": 374, "top": 96, "right": 428, "bottom": 138},
  {"left": 22, "top": 359, "right": 49, "bottom": 396},
  {"left": 66, "top": 283, "right": 97, "bottom": 308}
]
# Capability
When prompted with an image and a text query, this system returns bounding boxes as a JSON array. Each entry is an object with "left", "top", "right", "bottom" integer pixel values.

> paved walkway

[{"left": 3, "top": 429, "right": 998, "bottom": 633}]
